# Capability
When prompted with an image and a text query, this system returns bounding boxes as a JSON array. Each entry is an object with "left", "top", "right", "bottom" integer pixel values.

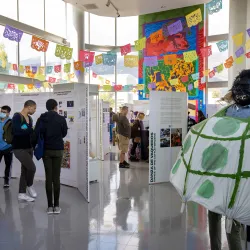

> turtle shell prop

[{"left": 170, "top": 106, "right": 250, "bottom": 225}]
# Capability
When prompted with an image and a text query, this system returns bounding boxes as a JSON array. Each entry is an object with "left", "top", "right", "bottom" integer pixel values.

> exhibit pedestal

[
  {"left": 89, "top": 159, "right": 101, "bottom": 182},
  {"left": 149, "top": 91, "right": 188, "bottom": 184}
]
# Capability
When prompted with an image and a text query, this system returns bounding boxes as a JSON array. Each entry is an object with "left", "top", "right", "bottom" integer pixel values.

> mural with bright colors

[{"left": 138, "top": 4, "right": 206, "bottom": 118}]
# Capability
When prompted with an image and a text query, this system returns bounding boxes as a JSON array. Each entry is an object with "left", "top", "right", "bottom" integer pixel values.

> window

[
  {"left": 99, "top": 92, "right": 115, "bottom": 109},
  {"left": 117, "top": 52, "right": 138, "bottom": 86},
  {"left": 19, "top": 33, "right": 44, "bottom": 78},
  {"left": 85, "top": 12, "right": 89, "bottom": 44},
  {"left": 0, "top": 25, "right": 17, "bottom": 76},
  {"left": 208, "top": 88, "right": 228, "bottom": 104},
  {"left": 117, "top": 92, "right": 138, "bottom": 108},
  {"left": 0, "top": 0, "right": 17, "bottom": 20},
  {"left": 208, "top": 41, "right": 228, "bottom": 82},
  {"left": 45, "top": 0, "right": 66, "bottom": 37},
  {"left": 208, "top": 0, "right": 229, "bottom": 36},
  {"left": 117, "top": 16, "right": 138, "bottom": 46},
  {"left": 90, "top": 14, "right": 115, "bottom": 46},
  {"left": 19, "top": 0, "right": 44, "bottom": 30}
]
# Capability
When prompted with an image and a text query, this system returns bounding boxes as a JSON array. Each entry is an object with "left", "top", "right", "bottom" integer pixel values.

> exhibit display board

[
  {"left": 0, "top": 84, "right": 90, "bottom": 202},
  {"left": 99, "top": 100, "right": 110, "bottom": 160},
  {"left": 149, "top": 91, "right": 187, "bottom": 184}
]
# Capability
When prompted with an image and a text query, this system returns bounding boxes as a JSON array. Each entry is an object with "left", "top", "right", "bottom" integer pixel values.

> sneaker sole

[{"left": 18, "top": 198, "right": 35, "bottom": 202}]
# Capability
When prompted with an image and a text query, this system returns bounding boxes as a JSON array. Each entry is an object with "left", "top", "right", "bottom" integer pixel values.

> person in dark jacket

[
  {"left": 35, "top": 99, "right": 68, "bottom": 215},
  {"left": 198, "top": 110, "right": 206, "bottom": 123},
  {"left": 130, "top": 113, "right": 145, "bottom": 162}
]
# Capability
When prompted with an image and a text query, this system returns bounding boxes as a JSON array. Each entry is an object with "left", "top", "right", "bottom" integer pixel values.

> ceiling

[{"left": 64, "top": 0, "right": 209, "bottom": 17}]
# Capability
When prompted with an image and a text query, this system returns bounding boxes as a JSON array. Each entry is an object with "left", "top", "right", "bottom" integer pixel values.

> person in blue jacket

[{"left": 0, "top": 105, "right": 13, "bottom": 188}]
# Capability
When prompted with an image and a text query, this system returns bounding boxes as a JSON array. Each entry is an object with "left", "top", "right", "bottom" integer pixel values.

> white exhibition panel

[
  {"left": 149, "top": 91, "right": 188, "bottom": 184},
  {"left": 0, "top": 83, "right": 90, "bottom": 203}
]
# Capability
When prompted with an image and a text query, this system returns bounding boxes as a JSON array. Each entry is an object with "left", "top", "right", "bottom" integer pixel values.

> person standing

[
  {"left": 109, "top": 107, "right": 115, "bottom": 142},
  {"left": 35, "top": 99, "right": 68, "bottom": 214},
  {"left": 113, "top": 106, "right": 131, "bottom": 168},
  {"left": 12, "top": 100, "right": 37, "bottom": 202},
  {"left": 0, "top": 106, "right": 13, "bottom": 188}
]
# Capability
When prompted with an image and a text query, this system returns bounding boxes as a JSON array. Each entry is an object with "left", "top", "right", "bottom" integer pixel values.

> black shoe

[
  {"left": 3, "top": 180, "right": 9, "bottom": 189},
  {"left": 129, "top": 156, "right": 139, "bottom": 162},
  {"left": 119, "top": 163, "right": 130, "bottom": 168},
  {"left": 123, "top": 161, "right": 130, "bottom": 166}
]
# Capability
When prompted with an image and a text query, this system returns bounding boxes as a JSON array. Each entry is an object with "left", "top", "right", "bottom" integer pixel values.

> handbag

[{"left": 34, "top": 121, "right": 44, "bottom": 161}]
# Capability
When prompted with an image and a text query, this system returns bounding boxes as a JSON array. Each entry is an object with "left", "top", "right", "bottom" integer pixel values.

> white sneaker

[
  {"left": 54, "top": 207, "right": 61, "bottom": 214},
  {"left": 47, "top": 207, "right": 54, "bottom": 215},
  {"left": 18, "top": 193, "right": 35, "bottom": 202},
  {"left": 27, "top": 186, "right": 37, "bottom": 198}
]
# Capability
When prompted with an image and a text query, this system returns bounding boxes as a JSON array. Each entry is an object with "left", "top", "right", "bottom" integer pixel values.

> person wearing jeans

[
  {"left": 35, "top": 99, "right": 67, "bottom": 214},
  {"left": 0, "top": 105, "right": 13, "bottom": 188},
  {"left": 12, "top": 100, "right": 37, "bottom": 202}
]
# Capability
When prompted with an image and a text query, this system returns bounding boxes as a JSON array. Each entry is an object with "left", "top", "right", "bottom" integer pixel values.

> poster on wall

[
  {"left": 149, "top": 91, "right": 187, "bottom": 184},
  {"left": 62, "top": 141, "right": 70, "bottom": 169},
  {"left": 138, "top": 4, "right": 206, "bottom": 120}
]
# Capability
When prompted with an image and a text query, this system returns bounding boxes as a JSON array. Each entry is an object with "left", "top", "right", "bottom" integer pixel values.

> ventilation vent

[{"left": 83, "top": 3, "right": 98, "bottom": 10}]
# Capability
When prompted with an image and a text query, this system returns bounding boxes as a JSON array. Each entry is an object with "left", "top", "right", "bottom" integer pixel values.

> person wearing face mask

[
  {"left": 35, "top": 99, "right": 68, "bottom": 214},
  {"left": 0, "top": 106, "right": 13, "bottom": 188},
  {"left": 12, "top": 100, "right": 37, "bottom": 202}
]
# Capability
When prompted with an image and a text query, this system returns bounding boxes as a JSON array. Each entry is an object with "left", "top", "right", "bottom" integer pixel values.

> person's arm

[
  {"left": 61, "top": 118, "right": 68, "bottom": 138},
  {"left": 12, "top": 114, "right": 33, "bottom": 136}
]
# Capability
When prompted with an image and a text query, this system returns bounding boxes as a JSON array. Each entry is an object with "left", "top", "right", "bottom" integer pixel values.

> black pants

[
  {"left": 13, "top": 148, "right": 36, "bottom": 193},
  {"left": 43, "top": 150, "right": 63, "bottom": 207},
  {"left": 130, "top": 139, "right": 138, "bottom": 156},
  {"left": 0, "top": 147, "right": 13, "bottom": 182}
]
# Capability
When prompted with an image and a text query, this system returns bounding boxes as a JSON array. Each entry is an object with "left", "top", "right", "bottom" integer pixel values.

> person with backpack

[
  {"left": 35, "top": 99, "right": 68, "bottom": 214},
  {"left": 0, "top": 106, "right": 13, "bottom": 188},
  {"left": 12, "top": 100, "right": 37, "bottom": 202}
]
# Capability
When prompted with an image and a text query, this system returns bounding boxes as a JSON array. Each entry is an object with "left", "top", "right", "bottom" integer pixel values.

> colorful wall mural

[{"left": 138, "top": 4, "right": 206, "bottom": 119}]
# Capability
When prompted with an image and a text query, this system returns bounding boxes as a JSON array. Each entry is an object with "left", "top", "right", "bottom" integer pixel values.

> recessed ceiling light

[{"left": 161, "top": 5, "right": 166, "bottom": 8}]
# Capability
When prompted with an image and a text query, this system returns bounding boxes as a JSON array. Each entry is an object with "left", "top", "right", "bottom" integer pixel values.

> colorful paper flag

[
  {"left": 224, "top": 56, "right": 234, "bottom": 68},
  {"left": 3, "top": 25, "right": 23, "bottom": 42},
  {"left": 35, "top": 82, "right": 42, "bottom": 88},
  {"left": 38, "top": 66, "right": 45, "bottom": 75},
  {"left": 7, "top": 84, "right": 15, "bottom": 89},
  {"left": 216, "top": 64, "right": 224, "bottom": 73},
  {"left": 164, "top": 54, "right": 177, "bottom": 65},
  {"left": 135, "top": 37, "right": 146, "bottom": 51},
  {"left": 186, "top": 9, "right": 202, "bottom": 28},
  {"left": 203, "top": 69, "right": 210, "bottom": 76},
  {"left": 74, "top": 61, "right": 82, "bottom": 71},
  {"left": 181, "top": 76, "right": 189, "bottom": 83},
  {"left": 167, "top": 20, "right": 183, "bottom": 36},
  {"left": 54, "top": 65, "right": 61, "bottom": 73},
  {"left": 95, "top": 54, "right": 103, "bottom": 65},
  {"left": 92, "top": 72, "right": 97, "bottom": 78},
  {"left": 103, "top": 85, "right": 112, "bottom": 91},
  {"left": 46, "top": 66, "right": 53, "bottom": 74},
  {"left": 247, "top": 28, "right": 250, "bottom": 37},
  {"left": 55, "top": 44, "right": 73, "bottom": 60},
  {"left": 200, "top": 45, "right": 212, "bottom": 57},
  {"left": 150, "top": 29, "right": 163, "bottom": 44},
  {"left": 43, "top": 82, "right": 49, "bottom": 88},
  {"left": 207, "top": 0, "right": 222, "bottom": 15},
  {"left": 216, "top": 40, "right": 228, "bottom": 52},
  {"left": 124, "top": 55, "right": 138, "bottom": 67},
  {"left": 233, "top": 32, "right": 244, "bottom": 46},
  {"left": 183, "top": 50, "right": 198, "bottom": 62},
  {"left": 120, "top": 44, "right": 131, "bottom": 56},
  {"left": 235, "top": 47, "right": 244, "bottom": 58},
  {"left": 191, "top": 73, "right": 199, "bottom": 81},
  {"left": 102, "top": 54, "right": 117, "bottom": 66},
  {"left": 209, "top": 70, "right": 215, "bottom": 78},
  {"left": 194, "top": 80, "right": 199, "bottom": 88},
  {"left": 25, "top": 66, "right": 31, "bottom": 73},
  {"left": 18, "top": 84, "right": 25, "bottom": 91},
  {"left": 169, "top": 78, "right": 179, "bottom": 86},
  {"left": 114, "top": 85, "right": 123, "bottom": 91},
  {"left": 36, "top": 74, "right": 46, "bottom": 81},
  {"left": 246, "top": 52, "right": 250, "bottom": 58},
  {"left": 48, "top": 77, "right": 56, "bottom": 83},
  {"left": 64, "top": 63, "right": 71, "bottom": 73},
  {"left": 27, "top": 84, "right": 34, "bottom": 90},
  {"left": 31, "top": 36, "right": 49, "bottom": 52},
  {"left": 246, "top": 40, "right": 250, "bottom": 50},
  {"left": 12, "top": 64, "right": 17, "bottom": 71},
  {"left": 80, "top": 50, "right": 95, "bottom": 64},
  {"left": 32, "top": 66, "right": 37, "bottom": 74},
  {"left": 144, "top": 56, "right": 158, "bottom": 67},
  {"left": 105, "top": 80, "right": 110, "bottom": 85},
  {"left": 235, "top": 56, "right": 244, "bottom": 64},
  {"left": 188, "top": 84, "right": 193, "bottom": 91},
  {"left": 19, "top": 65, "right": 24, "bottom": 73}
]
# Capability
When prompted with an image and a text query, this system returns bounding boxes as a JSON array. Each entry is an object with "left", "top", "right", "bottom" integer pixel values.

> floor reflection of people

[{"left": 46, "top": 217, "right": 62, "bottom": 250}]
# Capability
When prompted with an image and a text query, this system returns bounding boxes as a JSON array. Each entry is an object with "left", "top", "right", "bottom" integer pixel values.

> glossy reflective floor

[{"left": 0, "top": 152, "right": 244, "bottom": 250}]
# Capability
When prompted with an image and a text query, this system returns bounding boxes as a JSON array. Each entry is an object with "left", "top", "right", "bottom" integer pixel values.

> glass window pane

[
  {"left": 19, "top": 33, "right": 44, "bottom": 78},
  {"left": 19, "top": 0, "right": 44, "bottom": 30},
  {"left": 208, "top": 41, "right": 228, "bottom": 82},
  {"left": 117, "top": 52, "right": 138, "bottom": 86},
  {"left": 99, "top": 92, "right": 115, "bottom": 109},
  {"left": 0, "top": 25, "right": 17, "bottom": 76},
  {"left": 85, "top": 12, "right": 89, "bottom": 44},
  {"left": 117, "top": 92, "right": 138, "bottom": 108},
  {"left": 208, "top": 88, "right": 228, "bottom": 104},
  {"left": 208, "top": 0, "right": 229, "bottom": 35},
  {"left": 90, "top": 14, "right": 115, "bottom": 46},
  {"left": 45, "top": 0, "right": 66, "bottom": 37},
  {"left": 0, "top": 0, "right": 17, "bottom": 20},
  {"left": 117, "top": 16, "right": 138, "bottom": 46},
  {"left": 90, "top": 51, "right": 115, "bottom": 85}
]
